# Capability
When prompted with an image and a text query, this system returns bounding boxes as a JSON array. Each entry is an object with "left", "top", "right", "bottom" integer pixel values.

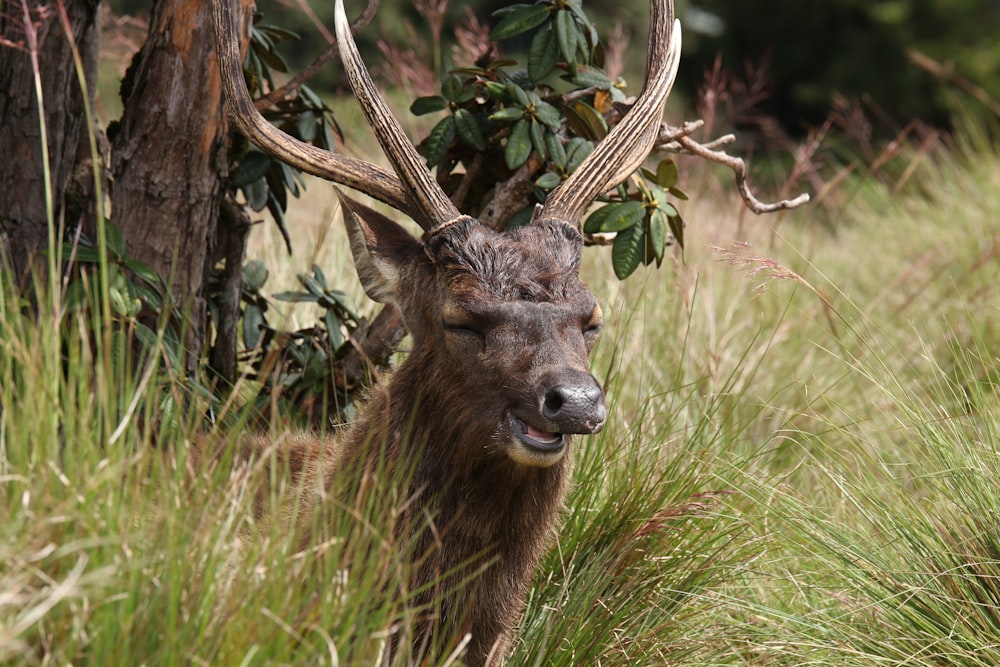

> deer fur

[
  {"left": 207, "top": 0, "right": 683, "bottom": 661},
  {"left": 198, "top": 199, "right": 606, "bottom": 665}
]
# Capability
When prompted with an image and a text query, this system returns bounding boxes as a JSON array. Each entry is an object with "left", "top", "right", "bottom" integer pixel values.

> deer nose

[{"left": 540, "top": 373, "right": 606, "bottom": 434}]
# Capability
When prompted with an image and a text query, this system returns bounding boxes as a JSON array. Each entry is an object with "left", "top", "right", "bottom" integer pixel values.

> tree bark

[
  {"left": 110, "top": 0, "right": 253, "bottom": 372},
  {"left": 113, "top": 0, "right": 222, "bottom": 287},
  {"left": 0, "top": 0, "right": 101, "bottom": 284}
]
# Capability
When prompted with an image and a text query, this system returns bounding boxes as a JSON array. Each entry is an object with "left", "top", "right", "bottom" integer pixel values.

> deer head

[
  {"left": 210, "top": 0, "right": 680, "bottom": 465},
  {"left": 211, "top": 0, "right": 682, "bottom": 661}
]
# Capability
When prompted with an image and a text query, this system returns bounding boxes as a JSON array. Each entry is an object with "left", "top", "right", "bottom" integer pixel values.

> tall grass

[{"left": 5, "top": 63, "right": 1000, "bottom": 665}]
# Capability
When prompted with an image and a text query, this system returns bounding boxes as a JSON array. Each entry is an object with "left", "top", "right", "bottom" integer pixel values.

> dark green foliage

[
  {"left": 245, "top": 263, "right": 361, "bottom": 420},
  {"left": 65, "top": 1, "right": 690, "bottom": 426},
  {"left": 59, "top": 228, "right": 364, "bottom": 428},
  {"left": 61, "top": 224, "right": 191, "bottom": 381},
  {"left": 410, "top": 0, "right": 685, "bottom": 279}
]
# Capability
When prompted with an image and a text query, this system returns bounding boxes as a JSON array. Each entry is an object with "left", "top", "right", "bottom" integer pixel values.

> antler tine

[
  {"left": 334, "top": 0, "right": 465, "bottom": 232},
  {"left": 535, "top": 0, "right": 682, "bottom": 229},
  {"left": 211, "top": 0, "right": 411, "bottom": 213}
]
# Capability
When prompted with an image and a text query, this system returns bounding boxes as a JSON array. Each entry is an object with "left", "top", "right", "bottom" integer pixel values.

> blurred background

[{"left": 101, "top": 0, "right": 1000, "bottom": 137}]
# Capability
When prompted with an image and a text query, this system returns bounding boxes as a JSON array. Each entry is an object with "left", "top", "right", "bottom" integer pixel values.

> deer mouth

[{"left": 506, "top": 414, "right": 566, "bottom": 467}]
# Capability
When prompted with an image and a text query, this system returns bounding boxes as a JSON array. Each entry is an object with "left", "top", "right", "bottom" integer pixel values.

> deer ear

[{"left": 338, "top": 192, "right": 423, "bottom": 304}]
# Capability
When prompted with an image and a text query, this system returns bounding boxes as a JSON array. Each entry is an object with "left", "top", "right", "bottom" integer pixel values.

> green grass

[{"left": 4, "top": 126, "right": 1000, "bottom": 664}]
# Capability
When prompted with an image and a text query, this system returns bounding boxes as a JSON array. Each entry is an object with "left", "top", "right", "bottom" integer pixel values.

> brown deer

[{"left": 209, "top": 0, "right": 681, "bottom": 664}]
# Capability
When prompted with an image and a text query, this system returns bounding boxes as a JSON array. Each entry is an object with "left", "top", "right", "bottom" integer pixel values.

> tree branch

[
  {"left": 253, "top": 0, "right": 381, "bottom": 111},
  {"left": 656, "top": 119, "right": 810, "bottom": 214},
  {"left": 478, "top": 154, "right": 543, "bottom": 231}
]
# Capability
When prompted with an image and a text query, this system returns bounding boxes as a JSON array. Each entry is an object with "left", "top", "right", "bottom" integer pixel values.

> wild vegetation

[
  {"left": 3, "top": 0, "right": 1000, "bottom": 664},
  {"left": 3, "top": 110, "right": 999, "bottom": 662}
]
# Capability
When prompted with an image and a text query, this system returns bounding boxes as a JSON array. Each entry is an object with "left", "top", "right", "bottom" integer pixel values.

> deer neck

[
  {"left": 346, "top": 355, "right": 572, "bottom": 505},
  {"left": 333, "top": 350, "right": 573, "bottom": 664}
]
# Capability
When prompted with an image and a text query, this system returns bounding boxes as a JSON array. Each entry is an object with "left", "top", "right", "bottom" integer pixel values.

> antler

[
  {"left": 211, "top": 0, "right": 412, "bottom": 215},
  {"left": 333, "top": 0, "right": 466, "bottom": 232},
  {"left": 535, "top": 0, "right": 682, "bottom": 229}
]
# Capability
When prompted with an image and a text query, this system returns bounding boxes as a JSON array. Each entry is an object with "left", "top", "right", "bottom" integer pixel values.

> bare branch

[
  {"left": 254, "top": 0, "right": 381, "bottom": 111},
  {"left": 655, "top": 120, "right": 734, "bottom": 152},
  {"left": 478, "top": 154, "right": 544, "bottom": 231},
  {"left": 448, "top": 152, "right": 484, "bottom": 213},
  {"left": 675, "top": 133, "right": 810, "bottom": 213}
]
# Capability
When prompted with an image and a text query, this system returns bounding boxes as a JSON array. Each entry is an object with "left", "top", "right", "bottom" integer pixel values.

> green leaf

[
  {"left": 105, "top": 222, "right": 126, "bottom": 258},
  {"left": 322, "top": 117, "right": 336, "bottom": 150},
  {"left": 505, "top": 206, "right": 535, "bottom": 229},
  {"left": 297, "top": 110, "right": 317, "bottom": 141},
  {"left": 571, "top": 66, "right": 612, "bottom": 89},
  {"left": 441, "top": 74, "right": 463, "bottom": 100},
  {"left": 667, "top": 210, "right": 685, "bottom": 251},
  {"left": 612, "top": 224, "right": 644, "bottom": 280},
  {"left": 411, "top": 95, "right": 448, "bottom": 116},
  {"left": 65, "top": 246, "right": 101, "bottom": 264},
  {"left": 482, "top": 80, "right": 508, "bottom": 99},
  {"left": 545, "top": 132, "right": 567, "bottom": 168},
  {"left": 123, "top": 258, "right": 163, "bottom": 288},
  {"left": 529, "top": 120, "right": 547, "bottom": 161},
  {"left": 489, "top": 107, "right": 526, "bottom": 123},
  {"left": 535, "top": 171, "right": 561, "bottom": 190},
  {"left": 555, "top": 9, "right": 578, "bottom": 64},
  {"left": 325, "top": 310, "right": 343, "bottom": 349},
  {"left": 669, "top": 186, "right": 689, "bottom": 201},
  {"left": 590, "top": 200, "right": 644, "bottom": 233},
  {"left": 255, "top": 23, "right": 300, "bottom": 42},
  {"left": 299, "top": 84, "right": 323, "bottom": 109},
  {"left": 565, "top": 0, "right": 595, "bottom": 41},
  {"left": 491, "top": 3, "right": 551, "bottom": 41},
  {"left": 528, "top": 26, "right": 559, "bottom": 82},
  {"left": 648, "top": 211, "right": 667, "bottom": 266},
  {"left": 506, "top": 81, "right": 531, "bottom": 107},
  {"left": 583, "top": 203, "right": 613, "bottom": 234},
  {"left": 505, "top": 119, "right": 532, "bottom": 169},
  {"left": 298, "top": 270, "right": 326, "bottom": 298},
  {"left": 243, "top": 303, "right": 265, "bottom": 349},
  {"left": 655, "top": 159, "right": 679, "bottom": 189},
  {"left": 109, "top": 283, "right": 134, "bottom": 318},
  {"left": 422, "top": 115, "right": 456, "bottom": 168},
  {"left": 273, "top": 291, "right": 317, "bottom": 303},
  {"left": 533, "top": 100, "right": 561, "bottom": 129},
  {"left": 254, "top": 42, "right": 290, "bottom": 73},
  {"left": 310, "top": 264, "right": 328, "bottom": 288},
  {"left": 565, "top": 137, "right": 594, "bottom": 172},
  {"left": 454, "top": 108, "right": 487, "bottom": 151},
  {"left": 244, "top": 179, "right": 268, "bottom": 211},
  {"left": 243, "top": 259, "right": 269, "bottom": 291},
  {"left": 566, "top": 101, "right": 607, "bottom": 140},
  {"left": 234, "top": 150, "right": 272, "bottom": 189}
]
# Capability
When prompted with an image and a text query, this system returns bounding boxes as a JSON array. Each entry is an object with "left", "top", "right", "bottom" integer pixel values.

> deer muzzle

[
  {"left": 504, "top": 370, "right": 606, "bottom": 467},
  {"left": 540, "top": 371, "right": 607, "bottom": 435}
]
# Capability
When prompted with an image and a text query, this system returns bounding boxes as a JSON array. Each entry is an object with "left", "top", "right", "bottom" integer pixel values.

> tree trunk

[
  {"left": 111, "top": 0, "right": 253, "bottom": 374},
  {"left": 0, "top": 0, "right": 102, "bottom": 285}
]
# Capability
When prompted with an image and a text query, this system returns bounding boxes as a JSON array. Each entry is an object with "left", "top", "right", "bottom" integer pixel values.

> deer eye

[
  {"left": 443, "top": 318, "right": 485, "bottom": 341},
  {"left": 582, "top": 305, "right": 603, "bottom": 338},
  {"left": 583, "top": 321, "right": 602, "bottom": 338}
]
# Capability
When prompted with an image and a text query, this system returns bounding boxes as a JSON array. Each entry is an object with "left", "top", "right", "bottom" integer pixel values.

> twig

[
  {"left": 478, "top": 153, "right": 543, "bottom": 231},
  {"left": 675, "top": 132, "right": 810, "bottom": 214},
  {"left": 656, "top": 120, "right": 734, "bottom": 152},
  {"left": 254, "top": 0, "right": 381, "bottom": 111},
  {"left": 449, "top": 152, "right": 484, "bottom": 212},
  {"left": 906, "top": 48, "right": 1000, "bottom": 118}
]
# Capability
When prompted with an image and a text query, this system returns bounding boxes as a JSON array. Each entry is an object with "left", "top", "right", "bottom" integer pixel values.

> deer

[{"left": 209, "top": 0, "right": 681, "bottom": 663}]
